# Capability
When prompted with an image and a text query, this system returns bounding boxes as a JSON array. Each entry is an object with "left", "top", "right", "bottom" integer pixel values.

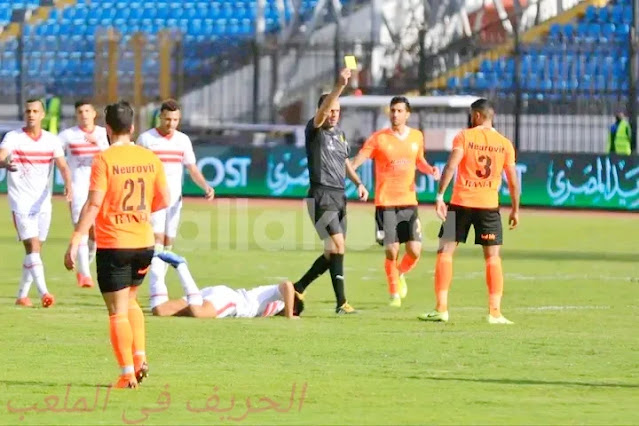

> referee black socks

[
  {"left": 294, "top": 254, "right": 330, "bottom": 293},
  {"left": 329, "top": 253, "right": 346, "bottom": 307}
]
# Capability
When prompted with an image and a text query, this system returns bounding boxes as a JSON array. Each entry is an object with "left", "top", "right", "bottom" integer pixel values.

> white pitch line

[
  {"left": 316, "top": 305, "right": 612, "bottom": 313},
  {"left": 361, "top": 276, "right": 378, "bottom": 281},
  {"left": 517, "top": 305, "right": 611, "bottom": 311},
  {"left": 425, "top": 305, "right": 611, "bottom": 312},
  {"left": 385, "top": 272, "right": 635, "bottom": 282}
]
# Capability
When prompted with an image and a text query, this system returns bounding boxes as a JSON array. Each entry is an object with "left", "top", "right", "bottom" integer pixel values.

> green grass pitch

[{"left": 0, "top": 196, "right": 637, "bottom": 425}]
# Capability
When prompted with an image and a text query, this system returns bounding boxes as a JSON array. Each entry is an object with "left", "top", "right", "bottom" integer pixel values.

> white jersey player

[
  {"left": 58, "top": 100, "right": 109, "bottom": 288},
  {"left": 0, "top": 99, "right": 72, "bottom": 308},
  {"left": 150, "top": 251, "right": 303, "bottom": 319},
  {"left": 136, "top": 99, "right": 214, "bottom": 309}
]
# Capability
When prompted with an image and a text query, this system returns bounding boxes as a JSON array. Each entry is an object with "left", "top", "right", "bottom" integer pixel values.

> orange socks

[
  {"left": 398, "top": 253, "right": 419, "bottom": 275},
  {"left": 434, "top": 253, "right": 453, "bottom": 312},
  {"left": 109, "top": 313, "right": 134, "bottom": 375},
  {"left": 384, "top": 259, "right": 399, "bottom": 296},
  {"left": 128, "top": 299, "right": 146, "bottom": 368},
  {"left": 485, "top": 256, "right": 504, "bottom": 317}
]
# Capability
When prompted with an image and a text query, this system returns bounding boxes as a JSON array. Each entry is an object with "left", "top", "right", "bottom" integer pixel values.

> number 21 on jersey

[{"left": 122, "top": 178, "right": 147, "bottom": 211}]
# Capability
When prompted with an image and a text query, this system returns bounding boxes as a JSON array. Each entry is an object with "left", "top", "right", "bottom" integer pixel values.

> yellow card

[{"left": 344, "top": 55, "right": 358, "bottom": 70}]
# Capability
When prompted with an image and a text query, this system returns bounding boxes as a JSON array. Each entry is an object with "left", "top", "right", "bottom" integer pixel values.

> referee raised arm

[{"left": 293, "top": 67, "right": 368, "bottom": 315}]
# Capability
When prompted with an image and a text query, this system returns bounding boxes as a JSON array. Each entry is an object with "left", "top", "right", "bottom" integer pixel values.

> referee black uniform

[
  {"left": 292, "top": 76, "right": 362, "bottom": 314},
  {"left": 305, "top": 118, "right": 350, "bottom": 239}
]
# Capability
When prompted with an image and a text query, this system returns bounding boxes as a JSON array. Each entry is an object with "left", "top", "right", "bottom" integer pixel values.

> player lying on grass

[{"left": 151, "top": 252, "right": 304, "bottom": 319}]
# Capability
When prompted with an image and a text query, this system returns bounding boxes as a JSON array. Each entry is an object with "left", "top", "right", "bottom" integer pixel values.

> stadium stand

[
  {"left": 0, "top": 0, "right": 334, "bottom": 98},
  {"left": 445, "top": 0, "right": 631, "bottom": 97}
]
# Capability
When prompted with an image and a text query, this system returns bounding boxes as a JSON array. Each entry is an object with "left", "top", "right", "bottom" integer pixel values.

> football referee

[{"left": 293, "top": 67, "right": 368, "bottom": 314}]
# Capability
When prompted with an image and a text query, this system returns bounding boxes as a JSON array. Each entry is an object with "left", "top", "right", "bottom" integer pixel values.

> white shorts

[
  {"left": 71, "top": 193, "right": 89, "bottom": 224},
  {"left": 12, "top": 211, "right": 52, "bottom": 242},
  {"left": 151, "top": 200, "right": 182, "bottom": 238}
]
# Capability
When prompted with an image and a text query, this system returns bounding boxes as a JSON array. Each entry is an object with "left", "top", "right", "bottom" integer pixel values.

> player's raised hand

[
  {"left": 357, "top": 184, "right": 368, "bottom": 202},
  {"left": 64, "top": 244, "right": 78, "bottom": 271},
  {"left": 432, "top": 166, "right": 441, "bottom": 181},
  {"left": 338, "top": 68, "right": 352, "bottom": 87},
  {"left": 435, "top": 199, "right": 448, "bottom": 221},
  {"left": 204, "top": 186, "right": 215, "bottom": 201},
  {"left": 509, "top": 210, "right": 519, "bottom": 229}
]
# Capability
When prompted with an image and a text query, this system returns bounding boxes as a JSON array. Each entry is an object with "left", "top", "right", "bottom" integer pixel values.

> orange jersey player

[
  {"left": 418, "top": 98, "right": 520, "bottom": 325},
  {"left": 64, "top": 101, "right": 169, "bottom": 389},
  {"left": 351, "top": 96, "right": 440, "bottom": 307}
]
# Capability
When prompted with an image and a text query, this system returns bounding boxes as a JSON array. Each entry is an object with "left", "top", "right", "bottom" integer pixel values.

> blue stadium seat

[
  {"left": 479, "top": 59, "right": 492, "bottom": 73},
  {"left": 601, "top": 23, "right": 615, "bottom": 41},
  {"left": 597, "top": 7, "right": 609, "bottom": 23},
  {"left": 587, "top": 23, "right": 601, "bottom": 41},
  {"left": 622, "top": 5, "right": 632, "bottom": 24},
  {"left": 448, "top": 0, "right": 631, "bottom": 96},
  {"left": 615, "top": 23, "right": 630, "bottom": 40},
  {"left": 611, "top": 5, "right": 623, "bottom": 23},
  {"left": 576, "top": 22, "right": 589, "bottom": 41},
  {"left": 562, "top": 24, "right": 575, "bottom": 40},
  {"left": 0, "top": 0, "right": 353, "bottom": 98}
]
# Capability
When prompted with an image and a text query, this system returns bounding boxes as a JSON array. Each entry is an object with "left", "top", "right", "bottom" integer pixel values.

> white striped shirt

[
  {"left": 0, "top": 128, "right": 64, "bottom": 213},
  {"left": 136, "top": 128, "right": 196, "bottom": 205}
]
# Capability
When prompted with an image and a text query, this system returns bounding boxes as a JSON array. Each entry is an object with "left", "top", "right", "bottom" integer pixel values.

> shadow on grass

[{"left": 416, "top": 376, "right": 639, "bottom": 388}]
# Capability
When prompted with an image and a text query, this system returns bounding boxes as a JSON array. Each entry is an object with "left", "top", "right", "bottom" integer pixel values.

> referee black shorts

[
  {"left": 306, "top": 186, "right": 347, "bottom": 240},
  {"left": 96, "top": 248, "right": 155, "bottom": 294}
]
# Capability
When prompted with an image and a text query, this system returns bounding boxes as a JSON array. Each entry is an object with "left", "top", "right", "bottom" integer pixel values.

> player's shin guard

[
  {"left": 128, "top": 300, "right": 146, "bottom": 368},
  {"left": 294, "top": 254, "right": 330, "bottom": 293},
  {"left": 485, "top": 256, "right": 504, "bottom": 317},
  {"left": 77, "top": 235, "right": 91, "bottom": 278},
  {"left": 26, "top": 253, "right": 49, "bottom": 297},
  {"left": 384, "top": 259, "right": 399, "bottom": 296},
  {"left": 398, "top": 252, "right": 419, "bottom": 275},
  {"left": 109, "top": 313, "right": 134, "bottom": 375},
  {"left": 148, "top": 256, "right": 169, "bottom": 308},
  {"left": 434, "top": 253, "right": 453, "bottom": 312},
  {"left": 17, "top": 258, "right": 34, "bottom": 298},
  {"left": 329, "top": 253, "right": 346, "bottom": 307},
  {"left": 176, "top": 264, "right": 203, "bottom": 305}
]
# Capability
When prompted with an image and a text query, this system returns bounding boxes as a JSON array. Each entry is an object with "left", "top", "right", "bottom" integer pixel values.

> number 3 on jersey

[
  {"left": 122, "top": 178, "right": 147, "bottom": 211},
  {"left": 475, "top": 155, "right": 492, "bottom": 179}
]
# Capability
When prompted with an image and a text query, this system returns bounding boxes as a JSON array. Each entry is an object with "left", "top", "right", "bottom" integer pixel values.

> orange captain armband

[{"left": 71, "top": 232, "right": 84, "bottom": 246}]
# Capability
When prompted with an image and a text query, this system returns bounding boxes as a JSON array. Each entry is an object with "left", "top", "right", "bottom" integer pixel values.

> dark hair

[
  {"left": 390, "top": 96, "right": 411, "bottom": 112},
  {"left": 25, "top": 98, "right": 45, "bottom": 110},
  {"left": 74, "top": 99, "right": 94, "bottom": 110},
  {"left": 160, "top": 99, "right": 180, "bottom": 113},
  {"left": 317, "top": 93, "right": 329, "bottom": 109},
  {"left": 104, "top": 101, "right": 134, "bottom": 135},
  {"left": 470, "top": 98, "right": 494, "bottom": 113}
]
